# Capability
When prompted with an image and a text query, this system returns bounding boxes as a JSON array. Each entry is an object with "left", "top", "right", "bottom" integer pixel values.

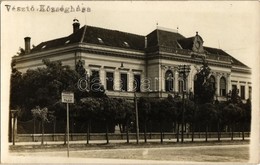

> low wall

[{"left": 16, "top": 132, "right": 250, "bottom": 142}]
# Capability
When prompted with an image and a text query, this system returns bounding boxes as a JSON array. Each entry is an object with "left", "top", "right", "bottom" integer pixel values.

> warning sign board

[{"left": 62, "top": 92, "right": 74, "bottom": 103}]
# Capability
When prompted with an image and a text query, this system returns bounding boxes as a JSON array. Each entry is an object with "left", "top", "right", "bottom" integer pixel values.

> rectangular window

[
  {"left": 91, "top": 70, "right": 100, "bottom": 79},
  {"left": 106, "top": 72, "right": 114, "bottom": 91},
  {"left": 120, "top": 73, "right": 128, "bottom": 91},
  {"left": 90, "top": 70, "right": 100, "bottom": 92},
  {"left": 240, "top": 85, "right": 245, "bottom": 99},
  {"left": 133, "top": 74, "right": 141, "bottom": 92},
  {"left": 249, "top": 86, "right": 252, "bottom": 99}
]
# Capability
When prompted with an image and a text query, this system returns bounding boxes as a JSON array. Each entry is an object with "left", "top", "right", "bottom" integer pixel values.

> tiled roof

[
  {"left": 146, "top": 29, "right": 185, "bottom": 48},
  {"left": 177, "top": 37, "right": 194, "bottom": 50},
  {"left": 32, "top": 27, "right": 84, "bottom": 52},
  {"left": 31, "top": 25, "right": 144, "bottom": 52},
  {"left": 30, "top": 24, "right": 248, "bottom": 68},
  {"left": 82, "top": 26, "right": 145, "bottom": 50},
  {"left": 231, "top": 57, "right": 249, "bottom": 68},
  {"left": 204, "top": 47, "right": 230, "bottom": 57},
  {"left": 204, "top": 47, "right": 249, "bottom": 68}
]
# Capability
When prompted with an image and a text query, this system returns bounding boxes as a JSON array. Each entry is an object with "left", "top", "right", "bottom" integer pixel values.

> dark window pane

[
  {"left": 249, "top": 86, "right": 252, "bottom": 99},
  {"left": 240, "top": 85, "right": 245, "bottom": 99},
  {"left": 106, "top": 72, "right": 114, "bottom": 91},
  {"left": 165, "top": 70, "right": 173, "bottom": 92},
  {"left": 120, "top": 73, "right": 127, "bottom": 91},
  {"left": 133, "top": 74, "right": 141, "bottom": 92},
  {"left": 179, "top": 80, "right": 184, "bottom": 92},
  {"left": 220, "top": 77, "right": 226, "bottom": 96}
]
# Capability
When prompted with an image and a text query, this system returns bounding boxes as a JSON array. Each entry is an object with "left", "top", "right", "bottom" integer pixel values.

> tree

[
  {"left": 172, "top": 93, "right": 183, "bottom": 142},
  {"left": 77, "top": 97, "right": 101, "bottom": 144},
  {"left": 10, "top": 59, "right": 81, "bottom": 143},
  {"left": 16, "top": 59, "right": 80, "bottom": 119},
  {"left": 16, "top": 47, "right": 25, "bottom": 56},
  {"left": 10, "top": 60, "right": 23, "bottom": 110},
  {"left": 183, "top": 98, "right": 195, "bottom": 141},
  {"left": 31, "top": 106, "right": 54, "bottom": 145},
  {"left": 122, "top": 99, "right": 134, "bottom": 143},
  {"left": 149, "top": 96, "right": 176, "bottom": 143},
  {"left": 226, "top": 87, "right": 247, "bottom": 140},
  {"left": 241, "top": 99, "right": 251, "bottom": 140},
  {"left": 197, "top": 103, "right": 217, "bottom": 142},
  {"left": 194, "top": 59, "right": 215, "bottom": 104},
  {"left": 223, "top": 103, "right": 243, "bottom": 140},
  {"left": 98, "top": 97, "right": 117, "bottom": 144},
  {"left": 138, "top": 97, "right": 151, "bottom": 143}
]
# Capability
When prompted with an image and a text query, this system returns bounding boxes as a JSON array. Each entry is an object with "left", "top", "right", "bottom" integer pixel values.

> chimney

[
  {"left": 73, "top": 19, "right": 80, "bottom": 33},
  {"left": 24, "top": 37, "right": 31, "bottom": 54},
  {"left": 196, "top": 31, "right": 198, "bottom": 36}
]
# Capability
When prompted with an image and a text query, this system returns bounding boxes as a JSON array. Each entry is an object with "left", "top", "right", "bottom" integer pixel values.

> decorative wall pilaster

[
  {"left": 114, "top": 69, "right": 120, "bottom": 91},
  {"left": 174, "top": 68, "right": 179, "bottom": 93},
  {"left": 226, "top": 73, "right": 231, "bottom": 93},
  {"left": 216, "top": 72, "right": 221, "bottom": 96}
]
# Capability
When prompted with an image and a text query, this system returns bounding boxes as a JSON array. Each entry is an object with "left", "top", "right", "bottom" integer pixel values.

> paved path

[{"left": 6, "top": 142, "right": 250, "bottom": 164}]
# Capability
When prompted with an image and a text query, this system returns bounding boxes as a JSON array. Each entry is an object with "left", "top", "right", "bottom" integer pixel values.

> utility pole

[
  {"left": 178, "top": 65, "right": 191, "bottom": 143},
  {"left": 134, "top": 92, "right": 139, "bottom": 144}
]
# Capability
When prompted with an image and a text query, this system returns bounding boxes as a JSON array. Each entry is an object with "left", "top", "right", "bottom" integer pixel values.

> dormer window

[
  {"left": 97, "top": 37, "right": 104, "bottom": 44},
  {"left": 65, "top": 40, "right": 70, "bottom": 44},
  {"left": 123, "top": 41, "right": 129, "bottom": 47}
]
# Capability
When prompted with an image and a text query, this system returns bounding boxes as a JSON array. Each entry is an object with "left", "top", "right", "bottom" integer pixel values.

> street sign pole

[
  {"left": 61, "top": 91, "right": 74, "bottom": 158},
  {"left": 67, "top": 102, "right": 69, "bottom": 157}
]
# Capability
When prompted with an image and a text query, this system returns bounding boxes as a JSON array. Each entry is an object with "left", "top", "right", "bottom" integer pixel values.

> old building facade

[{"left": 13, "top": 20, "right": 251, "bottom": 101}]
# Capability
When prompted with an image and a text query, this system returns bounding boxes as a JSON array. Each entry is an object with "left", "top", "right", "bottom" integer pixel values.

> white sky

[{"left": 1, "top": 1, "right": 259, "bottom": 68}]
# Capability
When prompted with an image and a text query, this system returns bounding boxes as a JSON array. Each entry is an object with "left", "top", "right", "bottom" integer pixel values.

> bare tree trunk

[
  {"left": 160, "top": 122, "right": 163, "bottom": 144},
  {"left": 41, "top": 119, "right": 44, "bottom": 145},
  {"left": 64, "top": 122, "right": 67, "bottom": 145},
  {"left": 217, "top": 120, "right": 221, "bottom": 141},
  {"left": 242, "top": 123, "right": 245, "bottom": 141},
  {"left": 71, "top": 117, "right": 74, "bottom": 141},
  {"left": 176, "top": 122, "right": 179, "bottom": 142},
  {"left": 126, "top": 122, "right": 129, "bottom": 143},
  {"left": 231, "top": 124, "right": 234, "bottom": 141},
  {"left": 87, "top": 120, "right": 90, "bottom": 144},
  {"left": 144, "top": 120, "right": 147, "bottom": 143},
  {"left": 198, "top": 123, "right": 201, "bottom": 138},
  {"left": 191, "top": 122, "right": 194, "bottom": 142},
  {"left": 106, "top": 121, "right": 109, "bottom": 144},
  {"left": 205, "top": 124, "right": 208, "bottom": 142}
]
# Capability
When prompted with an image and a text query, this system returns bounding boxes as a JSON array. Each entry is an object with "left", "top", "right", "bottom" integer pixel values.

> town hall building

[{"left": 13, "top": 19, "right": 252, "bottom": 101}]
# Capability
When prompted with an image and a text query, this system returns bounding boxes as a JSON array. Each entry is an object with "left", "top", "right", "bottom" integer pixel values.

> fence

[{"left": 16, "top": 132, "right": 250, "bottom": 142}]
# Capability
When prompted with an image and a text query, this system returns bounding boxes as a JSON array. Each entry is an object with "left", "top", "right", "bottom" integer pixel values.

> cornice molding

[{"left": 13, "top": 43, "right": 251, "bottom": 75}]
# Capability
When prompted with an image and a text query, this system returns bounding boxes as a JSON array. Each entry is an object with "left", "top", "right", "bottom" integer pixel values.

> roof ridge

[
  {"left": 80, "top": 25, "right": 87, "bottom": 43},
  {"left": 85, "top": 25, "right": 145, "bottom": 37}
]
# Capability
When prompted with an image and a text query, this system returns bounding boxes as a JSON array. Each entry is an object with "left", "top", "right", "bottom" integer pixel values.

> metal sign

[{"left": 61, "top": 92, "right": 74, "bottom": 103}]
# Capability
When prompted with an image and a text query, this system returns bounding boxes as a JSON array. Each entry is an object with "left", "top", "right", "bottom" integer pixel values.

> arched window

[
  {"left": 220, "top": 77, "right": 226, "bottom": 96},
  {"left": 165, "top": 70, "right": 174, "bottom": 92},
  {"left": 209, "top": 75, "right": 216, "bottom": 91},
  {"left": 179, "top": 80, "right": 184, "bottom": 92}
]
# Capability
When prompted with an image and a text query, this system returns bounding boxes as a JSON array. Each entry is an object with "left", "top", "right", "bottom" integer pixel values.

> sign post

[{"left": 61, "top": 91, "right": 74, "bottom": 158}]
